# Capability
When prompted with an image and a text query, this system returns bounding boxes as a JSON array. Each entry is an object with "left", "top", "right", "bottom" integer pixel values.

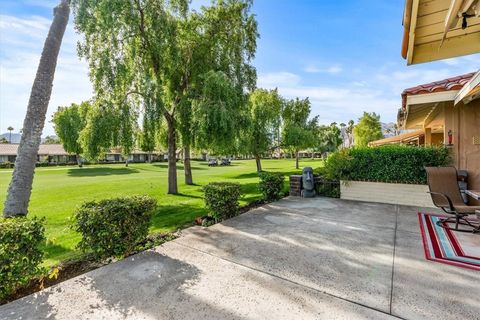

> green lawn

[{"left": 0, "top": 158, "right": 322, "bottom": 266}]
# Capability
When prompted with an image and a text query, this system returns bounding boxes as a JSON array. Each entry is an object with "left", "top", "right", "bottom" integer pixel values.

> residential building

[
  {"left": 371, "top": 71, "right": 480, "bottom": 203},
  {"left": 0, "top": 144, "right": 162, "bottom": 164}
]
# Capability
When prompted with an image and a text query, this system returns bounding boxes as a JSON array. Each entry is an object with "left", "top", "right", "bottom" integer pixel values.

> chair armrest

[{"left": 428, "top": 191, "right": 455, "bottom": 212}]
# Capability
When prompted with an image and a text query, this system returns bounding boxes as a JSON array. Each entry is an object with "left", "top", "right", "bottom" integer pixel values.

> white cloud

[
  {"left": 0, "top": 14, "right": 92, "bottom": 136},
  {"left": 304, "top": 64, "right": 342, "bottom": 74},
  {"left": 257, "top": 72, "right": 301, "bottom": 87},
  {"left": 257, "top": 71, "right": 396, "bottom": 125}
]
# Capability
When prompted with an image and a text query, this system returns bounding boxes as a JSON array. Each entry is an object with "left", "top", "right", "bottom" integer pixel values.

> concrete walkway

[{"left": 1, "top": 197, "right": 479, "bottom": 319}]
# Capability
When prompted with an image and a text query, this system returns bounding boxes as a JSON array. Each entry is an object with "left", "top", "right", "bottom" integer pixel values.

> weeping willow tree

[
  {"left": 72, "top": 0, "right": 257, "bottom": 193},
  {"left": 52, "top": 101, "right": 91, "bottom": 167},
  {"left": 240, "top": 88, "right": 284, "bottom": 172}
]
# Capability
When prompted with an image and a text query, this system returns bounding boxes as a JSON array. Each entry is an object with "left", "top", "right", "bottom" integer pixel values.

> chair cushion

[{"left": 455, "top": 205, "right": 480, "bottom": 214}]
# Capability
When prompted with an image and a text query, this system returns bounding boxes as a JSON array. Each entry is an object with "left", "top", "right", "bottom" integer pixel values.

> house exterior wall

[{"left": 445, "top": 99, "right": 480, "bottom": 205}]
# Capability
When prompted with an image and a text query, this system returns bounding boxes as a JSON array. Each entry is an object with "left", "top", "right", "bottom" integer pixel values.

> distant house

[
  {"left": 0, "top": 144, "right": 75, "bottom": 164},
  {"left": 0, "top": 144, "right": 163, "bottom": 164}
]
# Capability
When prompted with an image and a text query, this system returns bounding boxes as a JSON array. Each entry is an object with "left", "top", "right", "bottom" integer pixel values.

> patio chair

[{"left": 425, "top": 166, "right": 480, "bottom": 233}]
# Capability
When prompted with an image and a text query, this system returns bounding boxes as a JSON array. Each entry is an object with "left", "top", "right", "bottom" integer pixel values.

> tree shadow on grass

[
  {"left": 176, "top": 192, "right": 203, "bottom": 200},
  {"left": 233, "top": 169, "right": 300, "bottom": 180},
  {"left": 42, "top": 242, "right": 74, "bottom": 261},
  {"left": 240, "top": 182, "right": 264, "bottom": 204},
  {"left": 150, "top": 204, "right": 206, "bottom": 232},
  {"left": 152, "top": 163, "right": 207, "bottom": 171},
  {"left": 67, "top": 167, "right": 139, "bottom": 177}
]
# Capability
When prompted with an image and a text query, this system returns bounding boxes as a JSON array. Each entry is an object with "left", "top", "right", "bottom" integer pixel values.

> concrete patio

[{"left": 1, "top": 197, "right": 479, "bottom": 320}]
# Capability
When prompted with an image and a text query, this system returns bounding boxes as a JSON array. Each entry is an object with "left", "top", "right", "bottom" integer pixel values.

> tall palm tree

[
  {"left": 7, "top": 126, "right": 14, "bottom": 143},
  {"left": 3, "top": 0, "right": 70, "bottom": 217}
]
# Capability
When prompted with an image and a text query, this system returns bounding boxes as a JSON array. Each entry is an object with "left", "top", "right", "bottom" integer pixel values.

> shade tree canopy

[
  {"left": 352, "top": 112, "right": 383, "bottom": 147},
  {"left": 240, "top": 88, "right": 284, "bottom": 172},
  {"left": 282, "top": 98, "right": 317, "bottom": 169},
  {"left": 52, "top": 101, "right": 90, "bottom": 166},
  {"left": 73, "top": 0, "right": 258, "bottom": 193}
]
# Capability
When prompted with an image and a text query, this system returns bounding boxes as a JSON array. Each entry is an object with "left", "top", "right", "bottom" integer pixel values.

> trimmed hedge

[
  {"left": 73, "top": 195, "right": 157, "bottom": 259},
  {"left": 203, "top": 182, "right": 241, "bottom": 221},
  {"left": 259, "top": 172, "right": 285, "bottom": 201},
  {"left": 0, "top": 161, "right": 13, "bottom": 169},
  {"left": 0, "top": 217, "right": 46, "bottom": 299},
  {"left": 319, "top": 145, "right": 451, "bottom": 184}
]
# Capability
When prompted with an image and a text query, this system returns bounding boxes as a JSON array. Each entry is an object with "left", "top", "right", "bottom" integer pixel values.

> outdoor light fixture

[{"left": 462, "top": 12, "right": 476, "bottom": 29}]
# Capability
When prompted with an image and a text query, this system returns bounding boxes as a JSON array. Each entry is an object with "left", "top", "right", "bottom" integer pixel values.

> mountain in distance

[
  {"left": 0, "top": 133, "right": 21, "bottom": 144},
  {"left": 0, "top": 133, "right": 59, "bottom": 144}
]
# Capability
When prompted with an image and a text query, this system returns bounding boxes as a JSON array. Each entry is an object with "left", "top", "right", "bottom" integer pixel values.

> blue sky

[{"left": 0, "top": 0, "right": 478, "bottom": 136}]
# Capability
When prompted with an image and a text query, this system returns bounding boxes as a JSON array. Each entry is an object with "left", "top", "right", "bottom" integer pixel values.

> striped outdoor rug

[{"left": 418, "top": 212, "right": 480, "bottom": 271}]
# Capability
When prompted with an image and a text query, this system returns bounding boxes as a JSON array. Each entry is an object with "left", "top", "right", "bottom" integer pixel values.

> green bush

[
  {"left": 258, "top": 172, "right": 285, "bottom": 201},
  {"left": 73, "top": 195, "right": 157, "bottom": 259},
  {"left": 0, "top": 217, "right": 45, "bottom": 299},
  {"left": 203, "top": 182, "right": 241, "bottom": 221},
  {"left": 315, "top": 179, "right": 340, "bottom": 198},
  {"left": 319, "top": 145, "right": 451, "bottom": 184},
  {"left": 0, "top": 161, "right": 13, "bottom": 169}
]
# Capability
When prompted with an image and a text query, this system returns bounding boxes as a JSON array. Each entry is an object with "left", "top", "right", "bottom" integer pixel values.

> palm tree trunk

[
  {"left": 184, "top": 145, "right": 193, "bottom": 185},
  {"left": 3, "top": 0, "right": 70, "bottom": 217},
  {"left": 166, "top": 116, "right": 178, "bottom": 194}
]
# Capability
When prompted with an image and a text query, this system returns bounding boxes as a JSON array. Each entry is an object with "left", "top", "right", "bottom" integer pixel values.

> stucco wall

[
  {"left": 445, "top": 99, "right": 480, "bottom": 205},
  {"left": 340, "top": 180, "right": 435, "bottom": 208}
]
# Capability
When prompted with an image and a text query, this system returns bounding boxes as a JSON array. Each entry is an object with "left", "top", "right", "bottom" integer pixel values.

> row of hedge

[
  {"left": 1, "top": 171, "right": 286, "bottom": 300},
  {"left": 318, "top": 145, "right": 451, "bottom": 184}
]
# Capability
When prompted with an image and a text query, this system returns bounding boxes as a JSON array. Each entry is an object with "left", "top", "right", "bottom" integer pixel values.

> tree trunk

[
  {"left": 148, "top": 152, "right": 152, "bottom": 163},
  {"left": 76, "top": 154, "right": 83, "bottom": 168},
  {"left": 3, "top": 0, "right": 70, "bottom": 217},
  {"left": 125, "top": 158, "right": 129, "bottom": 167},
  {"left": 295, "top": 150, "right": 299, "bottom": 169},
  {"left": 166, "top": 117, "right": 178, "bottom": 194},
  {"left": 255, "top": 154, "right": 262, "bottom": 172},
  {"left": 184, "top": 145, "right": 193, "bottom": 185}
]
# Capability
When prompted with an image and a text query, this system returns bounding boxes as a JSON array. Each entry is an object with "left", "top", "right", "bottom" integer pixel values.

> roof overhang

[
  {"left": 403, "top": 92, "right": 457, "bottom": 129},
  {"left": 406, "top": 90, "right": 458, "bottom": 106},
  {"left": 454, "top": 70, "right": 480, "bottom": 104},
  {"left": 402, "top": 0, "right": 480, "bottom": 65},
  {"left": 369, "top": 129, "right": 425, "bottom": 146}
]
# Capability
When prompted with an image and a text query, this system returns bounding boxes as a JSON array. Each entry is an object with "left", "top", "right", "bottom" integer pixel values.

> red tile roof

[{"left": 401, "top": 72, "right": 476, "bottom": 109}]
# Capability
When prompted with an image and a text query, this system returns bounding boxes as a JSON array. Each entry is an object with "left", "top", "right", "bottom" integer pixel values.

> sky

[{"left": 0, "top": 0, "right": 478, "bottom": 136}]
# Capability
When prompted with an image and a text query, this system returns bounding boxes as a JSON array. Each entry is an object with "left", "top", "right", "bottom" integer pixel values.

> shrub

[
  {"left": 320, "top": 145, "right": 451, "bottom": 184},
  {"left": 203, "top": 182, "right": 241, "bottom": 221},
  {"left": 315, "top": 179, "right": 340, "bottom": 198},
  {"left": 0, "top": 161, "right": 13, "bottom": 169},
  {"left": 0, "top": 217, "right": 46, "bottom": 299},
  {"left": 73, "top": 195, "right": 157, "bottom": 259},
  {"left": 316, "top": 148, "right": 352, "bottom": 181},
  {"left": 258, "top": 172, "right": 285, "bottom": 201}
]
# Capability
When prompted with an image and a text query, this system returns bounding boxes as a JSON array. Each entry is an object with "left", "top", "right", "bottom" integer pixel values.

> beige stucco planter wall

[{"left": 340, "top": 180, "right": 435, "bottom": 208}]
